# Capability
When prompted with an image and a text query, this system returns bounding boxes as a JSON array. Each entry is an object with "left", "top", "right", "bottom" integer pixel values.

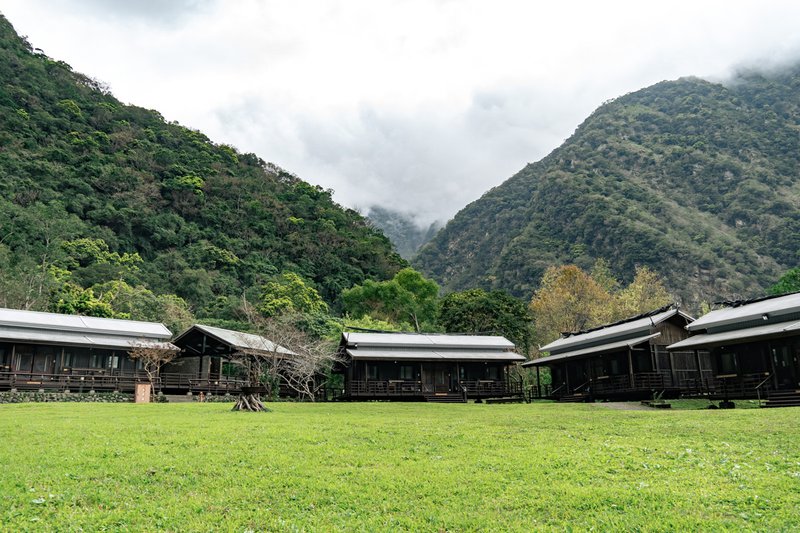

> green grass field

[{"left": 1, "top": 402, "right": 798, "bottom": 531}]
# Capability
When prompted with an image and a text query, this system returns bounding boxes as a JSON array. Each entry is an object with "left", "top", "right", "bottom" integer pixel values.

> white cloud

[{"left": 4, "top": 0, "right": 800, "bottom": 224}]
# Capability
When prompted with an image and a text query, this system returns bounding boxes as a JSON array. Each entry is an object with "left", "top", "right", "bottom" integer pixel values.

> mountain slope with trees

[
  {"left": 415, "top": 67, "right": 800, "bottom": 304},
  {"left": 366, "top": 206, "right": 442, "bottom": 260},
  {"left": 0, "top": 15, "right": 405, "bottom": 325}
]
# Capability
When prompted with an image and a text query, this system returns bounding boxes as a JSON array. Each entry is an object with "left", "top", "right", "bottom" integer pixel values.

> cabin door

[
  {"left": 771, "top": 344, "right": 799, "bottom": 389},
  {"left": 424, "top": 364, "right": 452, "bottom": 393}
]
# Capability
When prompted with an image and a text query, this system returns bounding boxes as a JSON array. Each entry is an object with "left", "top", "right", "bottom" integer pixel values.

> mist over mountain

[
  {"left": 415, "top": 67, "right": 800, "bottom": 305},
  {"left": 366, "top": 206, "right": 442, "bottom": 260}
]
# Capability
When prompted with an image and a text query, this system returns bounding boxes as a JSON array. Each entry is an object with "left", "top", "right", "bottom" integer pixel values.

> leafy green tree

[
  {"left": 613, "top": 266, "right": 671, "bottom": 318},
  {"left": 769, "top": 267, "right": 800, "bottom": 295},
  {"left": 439, "top": 288, "right": 533, "bottom": 355},
  {"left": 340, "top": 268, "right": 439, "bottom": 332},
  {"left": 258, "top": 272, "right": 329, "bottom": 317},
  {"left": 0, "top": 16, "right": 405, "bottom": 318},
  {"left": 91, "top": 280, "right": 195, "bottom": 333},
  {"left": 530, "top": 264, "right": 674, "bottom": 349},
  {"left": 529, "top": 265, "right": 612, "bottom": 346},
  {"left": 50, "top": 283, "right": 116, "bottom": 318}
]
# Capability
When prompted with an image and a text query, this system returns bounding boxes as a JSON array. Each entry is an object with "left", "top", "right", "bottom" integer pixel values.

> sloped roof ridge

[
  {"left": 713, "top": 290, "right": 800, "bottom": 309},
  {"left": 343, "top": 328, "right": 502, "bottom": 336},
  {"left": 561, "top": 304, "right": 676, "bottom": 339}
]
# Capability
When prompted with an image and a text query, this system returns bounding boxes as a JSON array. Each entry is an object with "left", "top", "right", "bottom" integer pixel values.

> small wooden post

[
  {"left": 135, "top": 383, "right": 151, "bottom": 403},
  {"left": 627, "top": 349, "right": 635, "bottom": 389},
  {"left": 694, "top": 349, "right": 703, "bottom": 392},
  {"left": 536, "top": 366, "right": 541, "bottom": 398}
]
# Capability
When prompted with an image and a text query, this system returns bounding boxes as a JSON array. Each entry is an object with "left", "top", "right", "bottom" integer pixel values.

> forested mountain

[
  {"left": 366, "top": 206, "right": 441, "bottom": 259},
  {"left": 415, "top": 67, "right": 800, "bottom": 305},
  {"left": 0, "top": 15, "right": 404, "bottom": 323}
]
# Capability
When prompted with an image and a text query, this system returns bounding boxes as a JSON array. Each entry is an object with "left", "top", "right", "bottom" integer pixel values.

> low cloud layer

[{"left": 5, "top": 1, "right": 800, "bottom": 224}]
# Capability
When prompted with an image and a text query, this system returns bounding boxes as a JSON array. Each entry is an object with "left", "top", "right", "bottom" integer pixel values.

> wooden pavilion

[
  {"left": 667, "top": 292, "right": 800, "bottom": 406},
  {"left": 523, "top": 306, "right": 703, "bottom": 401},
  {"left": 336, "top": 332, "right": 526, "bottom": 402},
  {"left": 168, "top": 323, "right": 293, "bottom": 396}
]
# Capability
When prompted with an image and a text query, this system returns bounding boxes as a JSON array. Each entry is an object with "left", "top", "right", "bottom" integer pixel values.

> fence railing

[
  {"left": 346, "top": 379, "right": 520, "bottom": 397},
  {"left": 0, "top": 370, "right": 248, "bottom": 394}
]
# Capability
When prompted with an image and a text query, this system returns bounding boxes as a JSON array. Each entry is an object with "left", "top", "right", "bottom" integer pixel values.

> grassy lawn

[{"left": 1, "top": 402, "right": 799, "bottom": 531}]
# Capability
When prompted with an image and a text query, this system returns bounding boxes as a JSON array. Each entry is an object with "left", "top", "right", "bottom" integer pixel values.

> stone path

[{"left": 591, "top": 401, "right": 656, "bottom": 411}]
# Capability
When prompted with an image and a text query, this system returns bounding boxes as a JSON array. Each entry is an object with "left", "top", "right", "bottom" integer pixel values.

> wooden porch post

[
  {"left": 767, "top": 341, "right": 778, "bottom": 389},
  {"left": 667, "top": 348, "right": 677, "bottom": 386},
  {"left": 536, "top": 366, "right": 541, "bottom": 397},
  {"left": 627, "top": 349, "right": 635, "bottom": 388},
  {"left": 652, "top": 344, "right": 658, "bottom": 372},
  {"left": 694, "top": 349, "right": 703, "bottom": 391}
]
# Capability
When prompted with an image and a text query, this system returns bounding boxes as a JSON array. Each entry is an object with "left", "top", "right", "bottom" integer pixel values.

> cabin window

[
  {"left": 90, "top": 354, "right": 103, "bottom": 369},
  {"left": 63, "top": 351, "right": 73, "bottom": 368},
  {"left": 0, "top": 344, "right": 9, "bottom": 369},
  {"left": 718, "top": 351, "right": 737, "bottom": 374},
  {"left": 15, "top": 345, "right": 34, "bottom": 372},
  {"left": 634, "top": 352, "right": 651, "bottom": 372},
  {"left": 367, "top": 365, "right": 378, "bottom": 380},
  {"left": 400, "top": 365, "right": 414, "bottom": 380},
  {"left": 107, "top": 355, "right": 120, "bottom": 370},
  {"left": 486, "top": 366, "right": 499, "bottom": 380},
  {"left": 609, "top": 357, "right": 621, "bottom": 375}
]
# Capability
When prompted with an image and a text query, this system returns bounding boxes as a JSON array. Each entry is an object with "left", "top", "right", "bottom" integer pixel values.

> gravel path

[{"left": 591, "top": 401, "right": 656, "bottom": 411}]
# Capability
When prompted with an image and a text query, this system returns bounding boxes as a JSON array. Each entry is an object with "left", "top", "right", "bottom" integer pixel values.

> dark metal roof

[
  {"left": 539, "top": 308, "right": 691, "bottom": 355},
  {"left": 0, "top": 307, "right": 175, "bottom": 350},
  {"left": 688, "top": 292, "right": 800, "bottom": 332},
  {"left": 346, "top": 348, "right": 525, "bottom": 362},
  {"left": 341, "top": 332, "right": 524, "bottom": 363},
  {"left": 173, "top": 324, "right": 294, "bottom": 356},
  {"left": 668, "top": 320, "right": 800, "bottom": 350},
  {"left": 0, "top": 307, "right": 171, "bottom": 338},
  {"left": 342, "top": 332, "right": 514, "bottom": 350},
  {"left": 523, "top": 333, "right": 660, "bottom": 366}
]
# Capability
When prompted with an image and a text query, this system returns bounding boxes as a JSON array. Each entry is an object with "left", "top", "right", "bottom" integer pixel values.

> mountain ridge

[
  {"left": 0, "top": 14, "right": 405, "bottom": 319},
  {"left": 415, "top": 70, "right": 800, "bottom": 304}
]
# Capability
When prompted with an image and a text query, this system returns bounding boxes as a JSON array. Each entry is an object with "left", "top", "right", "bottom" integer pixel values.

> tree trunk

[{"left": 232, "top": 393, "right": 271, "bottom": 412}]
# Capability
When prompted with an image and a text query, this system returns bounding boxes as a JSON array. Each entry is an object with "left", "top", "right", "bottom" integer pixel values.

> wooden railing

[
  {"left": 0, "top": 370, "right": 248, "bottom": 394},
  {"left": 346, "top": 379, "right": 521, "bottom": 398},
  {"left": 348, "top": 380, "right": 423, "bottom": 396},
  {"left": 714, "top": 372, "right": 773, "bottom": 399}
]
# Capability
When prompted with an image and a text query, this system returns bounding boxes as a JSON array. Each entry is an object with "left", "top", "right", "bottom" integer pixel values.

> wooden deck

[
  {"left": 342, "top": 379, "right": 523, "bottom": 400},
  {"left": 0, "top": 370, "right": 247, "bottom": 394},
  {"left": 531, "top": 371, "right": 781, "bottom": 401}
]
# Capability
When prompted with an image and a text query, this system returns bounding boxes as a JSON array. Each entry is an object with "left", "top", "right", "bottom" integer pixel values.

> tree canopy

[
  {"left": 340, "top": 268, "right": 439, "bottom": 332},
  {"left": 768, "top": 267, "right": 800, "bottom": 296},
  {"left": 438, "top": 288, "right": 532, "bottom": 355},
  {"left": 0, "top": 15, "right": 405, "bottom": 328},
  {"left": 530, "top": 263, "right": 672, "bottom": 347}
]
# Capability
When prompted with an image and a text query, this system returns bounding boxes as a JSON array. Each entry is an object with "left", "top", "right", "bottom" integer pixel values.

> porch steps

[
  {"left": 424, "top": 392, "right": 466, "bottom": 404},
  {"left": 762, "top": 390, "right": 800, "bottom": 408},
  {"left": 558, "top": 392, "right": 591, "bottom": 403}
]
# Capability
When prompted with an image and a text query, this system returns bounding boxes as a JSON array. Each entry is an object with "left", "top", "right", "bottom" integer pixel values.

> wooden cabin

[
  {"left": 336, "top": 332, "right": 526, "bottom": 402},
  {"left": 523, "top": 306, "right": 704, "bottom": 401},
  {"left": 667, "top": 292, "right": 800, "bottom": 403},
  {"left": 168, "top": 324, "right": 292, "bottom": 396},
  {"left": 0, "top": 307, "right": 177, "bottom": 393}
]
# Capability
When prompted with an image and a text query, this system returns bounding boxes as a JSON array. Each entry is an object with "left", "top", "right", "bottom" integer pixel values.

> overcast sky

[{"left": 4, "top": 1, "right": 800, "bottom": 225}]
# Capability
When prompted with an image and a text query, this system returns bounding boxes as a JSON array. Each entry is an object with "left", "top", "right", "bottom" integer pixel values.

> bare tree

[
  {"left": 129, "top": 343, "right": 179, "bottom": 400},
  {"left": 232, "top": 306, "right": 342, "bottom": 409},
  {"left": 229, "top": 352, "right": 271, "bottom": 412},
  {"left": 257, "top": 315, "right": 342, "bottom": 401}
]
